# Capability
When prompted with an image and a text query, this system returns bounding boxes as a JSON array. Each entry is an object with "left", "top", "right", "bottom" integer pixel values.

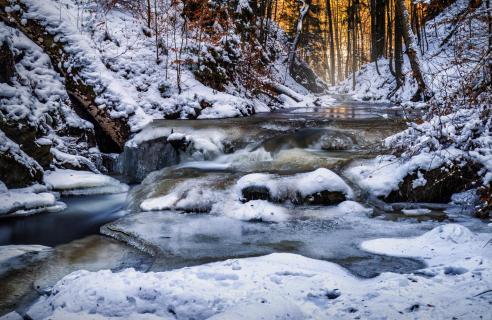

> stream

[{"left": 0, "top": 98, "right": 485, "bottom": 315}]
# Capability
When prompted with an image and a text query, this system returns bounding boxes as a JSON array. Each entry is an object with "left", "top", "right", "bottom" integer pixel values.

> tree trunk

[
  {"left": 288, "top": 0, "right": 310, "bottom": 74},
  {"left": 326, "top": 0, "right": 336, "bottom": 85},
  {"left": 146, "top": 0, "right": 151, "bottom": 29},
  {"left": 394, "top": 0, "right": 404, "bottom": 88},
  {"left": 396, "top": 0, "right": 431, "bottom": 101}
]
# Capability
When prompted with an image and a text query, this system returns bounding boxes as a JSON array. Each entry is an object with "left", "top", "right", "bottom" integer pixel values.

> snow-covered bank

[
  {"left": 26, "top": 224, "right": 492, "bottom": 319},
  {"left": 0, "top": 169, "right": 127, "bottom": 216},
  {"left": 361, "top": 224, "right": 491, "bottom": 265}
]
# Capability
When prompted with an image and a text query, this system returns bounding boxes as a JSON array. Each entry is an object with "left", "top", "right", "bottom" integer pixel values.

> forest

[{"left": 0, "top": 0, "right": 491, "bottom": 319}]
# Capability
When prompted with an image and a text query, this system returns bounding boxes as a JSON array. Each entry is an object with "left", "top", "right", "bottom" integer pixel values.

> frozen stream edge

[{"left": 23, "top": 224, "right": 492, "bottom": 320}]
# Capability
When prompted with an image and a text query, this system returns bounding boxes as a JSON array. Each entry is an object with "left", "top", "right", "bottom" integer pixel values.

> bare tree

[{"left": 395, "top": 0, "right": 431, "bottom": 100}]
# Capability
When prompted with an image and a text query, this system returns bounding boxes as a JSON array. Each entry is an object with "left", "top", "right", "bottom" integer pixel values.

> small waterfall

[{"left": 116, "top": 136, "right": 180, "bottom": 183}]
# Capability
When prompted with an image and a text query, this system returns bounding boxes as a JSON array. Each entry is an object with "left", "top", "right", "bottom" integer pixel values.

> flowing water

[{"left": 0, "top": 99, "right": 482, "bottom": 315}]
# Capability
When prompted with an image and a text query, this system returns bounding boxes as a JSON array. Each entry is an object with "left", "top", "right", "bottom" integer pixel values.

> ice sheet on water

[{"left": 44, "top": 169, "right": 128, "bottom": 195}]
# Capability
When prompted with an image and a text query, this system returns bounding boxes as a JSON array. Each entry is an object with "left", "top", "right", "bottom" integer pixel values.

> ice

[
  {"left": 140, "top": 182, "right": 223, "bottom": 213},
  {"left": 402, "top": 208, "right": 431, "bottom": 215},
  {"left": 0, "top": 190, "right": 65, "bottom": 216},
  {"left": 44, "top": 169, "right": 129, "bottom": 195},
  {"left": 27, "top": 224, "right": 492, "bottom": 319},
  {"left": 0, "top": 181, "right": 7, "bottom": 193},
  {"left": 214, "top": 200, "right": 290, "bottom": 222},
  {"left": 0, "top": 245, "right": 51, "bottom": 266},
  {"left": 0, "top": 312, "right": 23, "bottom": 320}
]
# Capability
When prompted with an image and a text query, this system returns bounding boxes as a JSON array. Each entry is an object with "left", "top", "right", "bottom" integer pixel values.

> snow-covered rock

[
  {"left": 237, "top": 168, "right": 353, "bottom": 204},
  {"left": 344, "top": 154, "right": 444, "bottom": 198},
  {"left": 44, "top": 169, "right": 128, "bottom": 195}
]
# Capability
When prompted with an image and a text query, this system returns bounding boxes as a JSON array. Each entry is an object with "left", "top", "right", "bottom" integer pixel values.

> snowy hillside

[{"left": 0, "top": 0, "right": 326, "bottom": 191}]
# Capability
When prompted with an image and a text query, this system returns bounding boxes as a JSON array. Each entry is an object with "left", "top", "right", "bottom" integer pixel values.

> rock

[
  {"left": 0, "top": 38, "right": 16, "bottom": 84},
  {"left": 0, "top": 119, "right": 53, "bottom": 169},
  {"left": 0, "top": 130, "right": 43, "bottom": 188},
  {"left": 300, "top": 190, "right": 347, "bottom": 205},
  {"left": 384, "top": 163, "right": 479, "bottom": 203},
  {"left": 241, "top": 186, "right": 272, "bottom": 202},
  {"left": 319, "top": 131, "right": 355, "bottom": 151},
  {"left": 291, "top": 59, "right": 328, "bottom": 94}
]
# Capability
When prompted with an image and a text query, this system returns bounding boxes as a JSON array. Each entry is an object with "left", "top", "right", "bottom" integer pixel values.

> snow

[
  {"left": 0, "top": 189, "right": 65, "bottom": 216},
  {"left": 26, "top": 224, "right": 492, "bottom": 320},
  {"left": 237, "top": 168, "right": 354, "bottom": 200},
  {"left": 0, "top": 22, "right": 92, "bottom": 131},
  {"left": 44, "top": 169, "right": 129, "bottom": 195},
  {"left": 0, "top": 21, "right": 103, "bottom": 181}
]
